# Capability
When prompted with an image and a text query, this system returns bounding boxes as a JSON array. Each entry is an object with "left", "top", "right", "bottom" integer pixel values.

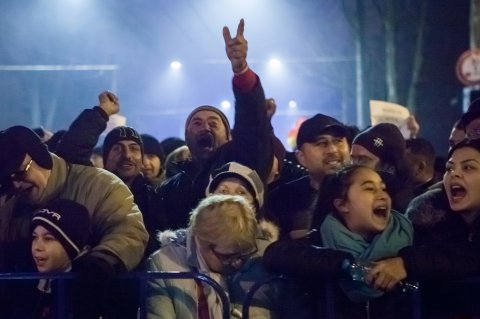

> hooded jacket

[{"left": 146, "top": 222, "right": 279, "bottom": 319}]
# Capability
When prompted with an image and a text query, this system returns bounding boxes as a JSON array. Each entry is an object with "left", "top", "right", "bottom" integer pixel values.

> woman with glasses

[{"left": 146, "top": 194, "right": 277, "bottom": 319}]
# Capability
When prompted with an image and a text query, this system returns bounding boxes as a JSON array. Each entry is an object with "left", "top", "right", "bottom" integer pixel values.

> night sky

[{"left": 0, "top": 0, "right": 472, "bottom": 155}]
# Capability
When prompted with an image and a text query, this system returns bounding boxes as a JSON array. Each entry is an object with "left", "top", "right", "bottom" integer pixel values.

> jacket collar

[{"left": 36, "top": 153, "right": 69, "bottom": 206}]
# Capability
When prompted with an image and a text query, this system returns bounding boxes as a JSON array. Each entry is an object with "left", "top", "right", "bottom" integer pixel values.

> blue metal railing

[
  {"left": 240, "top": 275, "right": 423, "bottom": 319},
  {"left": 3, "top": 271, "right": 480, "bottom": 319},
  {"left": 0, "top": 271, "right": 230, "bottom": 319}
]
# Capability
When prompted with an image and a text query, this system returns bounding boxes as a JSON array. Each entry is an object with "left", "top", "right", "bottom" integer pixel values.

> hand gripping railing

[
  {"left": 241, "top": 275, "right": 422, "bottom": 319},
  {"left": 241, "top": 275, "right": 284, "bottom": 319},
  {"left": 241, "top": 275, "right": 336, "bottom": 319},
  {"left": 0, "top": 271, "right": 230, "bottom": 319}
]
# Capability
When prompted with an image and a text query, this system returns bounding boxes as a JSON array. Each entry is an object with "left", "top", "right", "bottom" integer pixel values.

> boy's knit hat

[{"left": 31, "top": 198, "right": 90, "bottom": 260}]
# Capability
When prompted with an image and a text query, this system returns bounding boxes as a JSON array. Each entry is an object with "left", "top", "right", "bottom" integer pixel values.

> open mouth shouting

[
  {"left": 197, "top": 133, "right": 214, "bottom": 148},
  {"left": 446, "top": 182, "right": 468, "bottom": 209},
  {"left": 373, "top": 205, "right": 389, "bottom": 220}
]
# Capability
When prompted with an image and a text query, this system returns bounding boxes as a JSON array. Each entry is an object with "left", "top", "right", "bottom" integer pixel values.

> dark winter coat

[
  {"left": 263, "top": 233, "right": 414, "bottom": 319},
  {"left": 55, "top": 106, "right": 169, "bottom": 256},
  {"left": 401, "top": 187, "right": 480, "bottom": 317},
  {"left": 157, "top": 76, "right": 272, "bottom": 229}
]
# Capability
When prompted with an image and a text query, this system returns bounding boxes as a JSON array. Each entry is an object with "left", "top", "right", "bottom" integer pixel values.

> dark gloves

[
  {"left": 71, "top": 252, "right": 125, "bottom": 319},
  {"left": 72, "top": 251, "right": 126, "bottom": 283}
]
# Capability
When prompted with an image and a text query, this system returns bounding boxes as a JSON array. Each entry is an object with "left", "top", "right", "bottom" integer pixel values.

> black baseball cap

[{"left": 296, "top": 114, "right": 346, "bottom": 148}]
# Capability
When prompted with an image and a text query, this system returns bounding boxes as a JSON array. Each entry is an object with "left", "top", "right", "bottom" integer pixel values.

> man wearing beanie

[
  {"left": 103, "top": 127, "right": 167, "bottom": 254},
  {"left": 351, "top": 122, "right": 415, "bottom": 212},
  {"left": 141, "top": 133, "right": 166, "bottom": 186},
  {"left": 54, "top": 93, "right": 169, "bottom": 255},
  {"left": 157, "top": 19, "right": 272, "bottom": 229},
  {"left": 49, "top": 97, "right": 169, "bottom": 317},
  {"left": 351, "top": 123, "right": 406, "bottom": 173},
  {"left": 0, "top": 125, "right": 148, "bottom": 318},
  {"left": 103, "top": 126, "right": 145, "bottom": 187}
]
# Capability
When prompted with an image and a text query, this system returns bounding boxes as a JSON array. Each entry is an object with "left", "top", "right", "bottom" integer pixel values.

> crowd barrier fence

[{"left": 3, "top": 271, "right": 479, "bottom": 319}]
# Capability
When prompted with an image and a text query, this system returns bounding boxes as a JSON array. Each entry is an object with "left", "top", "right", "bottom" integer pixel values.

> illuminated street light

[
  {"left": 268, "top": 58, "right": 282, "bottom": 69},
  {"left": 221, "top": 100, "right": 231, "bottom": 109},
  {"left": 170, "top": 61, "right": 182, "bottom": 69}
]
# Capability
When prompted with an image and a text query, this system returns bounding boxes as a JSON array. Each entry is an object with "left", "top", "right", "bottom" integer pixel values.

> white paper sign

[{"left": 369, "top": 100, "right": 411, "bottom": 139}]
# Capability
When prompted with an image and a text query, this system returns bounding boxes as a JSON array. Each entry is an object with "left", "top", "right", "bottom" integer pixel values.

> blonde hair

[{"left": 189, "top": 194, "right": 258, "bottom": 252}]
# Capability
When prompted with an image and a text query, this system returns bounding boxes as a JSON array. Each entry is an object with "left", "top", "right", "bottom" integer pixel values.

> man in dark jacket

[
  {"left": 55, "top": 93, "right": 167, "bottom": 256},
  {"left": 102, "top": 126, "right": 167, "bottom": 256},
  {"left": 157, "top": 19, "right": 272, "bottom": 229},
  {"left": 266, "top": 113, "right": 350, "bottom": 239}
]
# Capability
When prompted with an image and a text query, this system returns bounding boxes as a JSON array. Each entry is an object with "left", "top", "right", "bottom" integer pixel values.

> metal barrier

[
  {"left": 241, "top": 275, "right": 423, "bottom": 319},
  {"left": 0, "top": 271, "right": 231, "bottom": 319},
  {"left": 2, "top": 271, "right": 478, "bottom": 319}
]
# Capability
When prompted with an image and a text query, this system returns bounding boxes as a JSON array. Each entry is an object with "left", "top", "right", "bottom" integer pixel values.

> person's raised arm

[
  {"left": 55, "top": 91, "right": 119, "bottom": 165},
  {"left": 223, "top": 19, "right": 257, "bottom": 92}
]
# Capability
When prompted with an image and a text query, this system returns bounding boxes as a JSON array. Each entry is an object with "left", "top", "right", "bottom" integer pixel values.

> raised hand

[
  {"left": 266, "top": 98, "right": 277, "bottom": 120},
  {"left": 98, "top": 91, "right": 119, "bottom": 116},
  {"left": 406, "top": 115, "right": 420, "bottom": 138},
  {"left": 223, "top": 19, "right": 248, "bottom": 73}
]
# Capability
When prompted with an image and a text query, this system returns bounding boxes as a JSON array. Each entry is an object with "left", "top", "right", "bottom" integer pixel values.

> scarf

[
  {"left": 320, "top": 211, "right": 413, "bottom": 303},
  {"left": 192, "top": 235, "right": 226, "bottom": 319}
]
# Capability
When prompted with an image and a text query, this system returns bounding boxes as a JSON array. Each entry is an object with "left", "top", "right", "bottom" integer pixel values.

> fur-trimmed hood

[
  {"left": 155, "top": 220, "right": 279, "bottom": 252},
  {"left": 257, "top": 218, "right": 279, "bottom": 243}
]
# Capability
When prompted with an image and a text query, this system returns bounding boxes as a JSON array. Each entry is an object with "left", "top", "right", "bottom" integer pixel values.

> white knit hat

[{"left": 206, "top": 162, "right": 264, "bottom": 210}]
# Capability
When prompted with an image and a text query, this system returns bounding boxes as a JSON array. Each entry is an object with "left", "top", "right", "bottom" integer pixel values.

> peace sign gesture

[{"left": 223, "top": 19, "right": 248, "bottom": 74}]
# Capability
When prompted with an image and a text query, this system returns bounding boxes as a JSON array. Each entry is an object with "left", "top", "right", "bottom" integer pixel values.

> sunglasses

[
  {"left": 209, "top": 244, "right": 258, "bottom": 267},
  {"left": 10, "top": 159, "right": 33, "bottom": 182}
]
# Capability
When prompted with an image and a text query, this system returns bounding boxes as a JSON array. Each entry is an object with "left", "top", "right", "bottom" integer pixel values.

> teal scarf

[{"left": 320, "top": 211, "right": 413, "bottom": 303}]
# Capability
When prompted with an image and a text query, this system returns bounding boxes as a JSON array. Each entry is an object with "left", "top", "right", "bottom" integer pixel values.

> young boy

[
  {"left": 12, "top": 198, "right": 90, "bottom": 319},
  {"left": 31, "top": 198, "right": 91, "bottom": 273}
]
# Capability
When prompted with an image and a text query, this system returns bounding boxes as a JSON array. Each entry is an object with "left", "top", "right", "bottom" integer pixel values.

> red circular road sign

[{"left": 456, "top": 49, "right": 480, "bottom": 86}]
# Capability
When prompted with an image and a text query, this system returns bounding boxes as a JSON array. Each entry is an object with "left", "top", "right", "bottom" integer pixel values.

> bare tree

[
  {"left": 472, "top": 0, "right": 480, "bottom": 48},
  {"left": 407, "top": 1, "right": 428, "bottom": 113}
]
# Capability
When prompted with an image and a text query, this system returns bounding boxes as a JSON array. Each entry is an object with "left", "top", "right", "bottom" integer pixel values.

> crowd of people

[{"left": 0, "top": 18, "right": 480, "bottom": 319}]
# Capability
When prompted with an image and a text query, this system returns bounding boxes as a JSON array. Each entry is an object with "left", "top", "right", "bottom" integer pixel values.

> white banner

[{"left": 369, "top": 100, "right": 411, "bottom": 139}]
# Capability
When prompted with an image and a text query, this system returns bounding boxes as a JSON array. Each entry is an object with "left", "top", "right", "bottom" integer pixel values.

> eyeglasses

[
  {"left": 10, "top": 159, "right": 33, "bottom": 181},
  {"left": 209, "top": 244, "right": 258, "bottom": 267}
]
